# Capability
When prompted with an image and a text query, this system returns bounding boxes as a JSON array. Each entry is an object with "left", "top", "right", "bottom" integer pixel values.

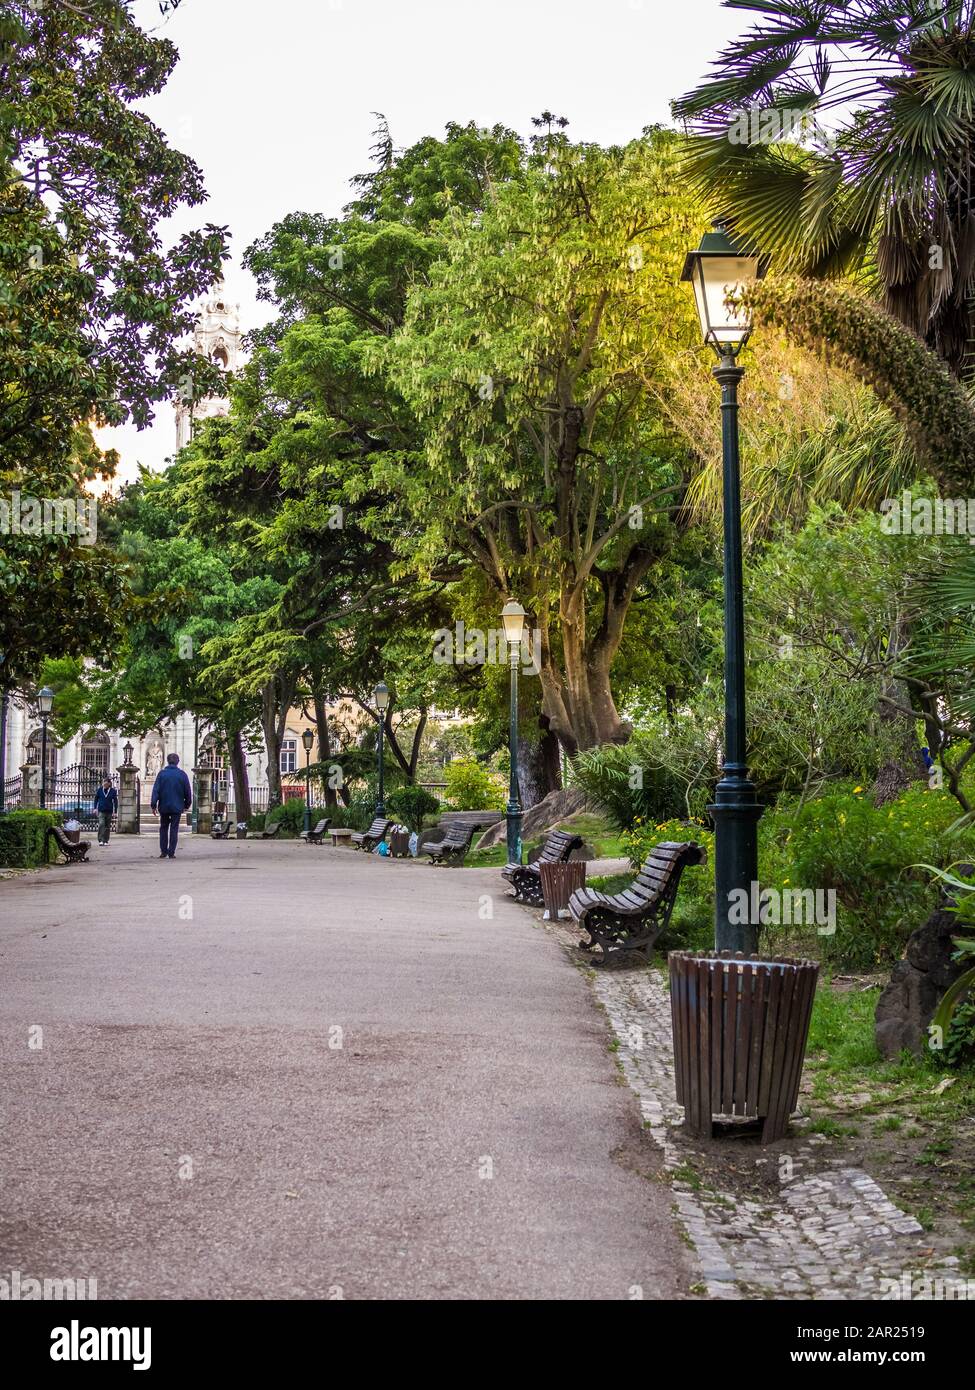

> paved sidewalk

[{"left": 0, "top": 835, "right": 690, "bottom": 1300}]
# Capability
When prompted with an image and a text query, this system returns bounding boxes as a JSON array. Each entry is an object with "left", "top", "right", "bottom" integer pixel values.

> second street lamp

[
  {"left": 302, "top": 727, "right": 315, "bottom": 834},
  {"left": 38, "top": 685, "right": 54, "bottom": 811},
  {"left": 681, "top": 221, "right": 766, "bottom": 954},
  {"left": 501, "top": 599, "right": 527, "bottom": 867},
  {"left": 373, "top": 682, "right": 389, "bottom": 816}
]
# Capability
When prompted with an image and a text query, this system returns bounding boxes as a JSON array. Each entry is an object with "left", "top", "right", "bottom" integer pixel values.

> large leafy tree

[
  {"left": 376, "top": 131, "right": 703, "bottom": 753},
  {"left": 0, "top": 0, "right": 226, "bottom": 690},
  {"left": 675, "top": 0, "right": 975, "bottom": 377}
]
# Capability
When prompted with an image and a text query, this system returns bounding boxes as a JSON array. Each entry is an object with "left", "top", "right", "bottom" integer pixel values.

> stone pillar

[
  {"left": 117, "top": 761, "right": 139, "bottom": 834},
  {"left": 20, "top": 762, "right": 40, "bottom": 809},
  {"left": 193, "top": 766, "right": 212, "bottom": 834}
]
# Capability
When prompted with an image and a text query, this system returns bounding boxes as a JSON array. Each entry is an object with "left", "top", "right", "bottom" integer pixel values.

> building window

[
  {"left": 280, "top": 738, "right": 297, "bottom": 775},
  {"left": 80, "top": 731, "right": 110, "bottom": 776}
]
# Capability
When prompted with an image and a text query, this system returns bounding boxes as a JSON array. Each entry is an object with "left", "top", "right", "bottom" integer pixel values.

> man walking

[
  {"left": 93, "top": 777, "right": 118, "bottom": 846},
  {"left": 150, "top": 752, "right": 193, "bottom": 859}
]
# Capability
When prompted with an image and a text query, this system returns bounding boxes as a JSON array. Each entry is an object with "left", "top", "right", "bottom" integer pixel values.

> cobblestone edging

[{"left": 543, "top": 914, "right": 961, "bottom": 1300}]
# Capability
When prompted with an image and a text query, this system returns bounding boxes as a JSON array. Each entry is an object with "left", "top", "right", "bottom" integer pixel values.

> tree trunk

[
  {"left": 313, "top": 689, "right": 336, "bottom": 807},
  {"left": 260, "top": 672, "right": 297, "bottom": 811},
  {"left": 517, "top": 724, "right": 562, "bottom": 809},
  {"left": 227, "top": 728, "right": 251, "bottom": 821}
]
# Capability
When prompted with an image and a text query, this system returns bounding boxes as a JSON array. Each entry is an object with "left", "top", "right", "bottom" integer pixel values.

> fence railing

[{"left": 46, "top": 765, "right": 120, "bottom": 831}]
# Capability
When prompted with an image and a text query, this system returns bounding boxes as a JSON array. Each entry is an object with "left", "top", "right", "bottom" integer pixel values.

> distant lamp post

[
  {"left": 681, "top": 221, "right": 766, "bottom": 953},
  {"left": 501, "top": 599, "right": 527, "bottom": 866},
  {"left": 302, "top": 727, "right": 315, "bottom": 833},
  {"left": 373, "top": 682, "right": 389, "bottom": 816},
  {"left": 37, "top": 685, "right": 54, "bottom": 811},
  {"left": 122, "top": 741, "right": 134, "bottom": 767}
]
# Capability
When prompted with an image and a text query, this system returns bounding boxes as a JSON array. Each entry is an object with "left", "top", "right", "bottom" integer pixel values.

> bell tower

[{"left": 174, "top": 278, "right": 242, "bottom": 450}]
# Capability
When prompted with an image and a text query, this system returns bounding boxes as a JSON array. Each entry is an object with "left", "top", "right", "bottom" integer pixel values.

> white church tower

[{"left": 174, "top": 279, "right": 243, "bottom": 450}]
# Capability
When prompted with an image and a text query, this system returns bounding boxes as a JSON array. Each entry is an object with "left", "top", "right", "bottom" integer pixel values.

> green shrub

[
  {"left": 443, "top": 759, "right": 504, "bottom": 811},
  {"left": 265, "top": 799, "right": 306, "bottom": 836},
  {"left": 620, "top": 816, "right": 715, "bottom": 950},
  {"left": 761, "top": 785, "right": 971, "bottom": 969},
  {"left": 0, "top": 809, "right": 62, "bottom": 867},
  {"left": 387, "top": 784, "right": 440, "bottom": 831},
  {"left": 572, "top": 739, "right": 689, "bottom": 830}
]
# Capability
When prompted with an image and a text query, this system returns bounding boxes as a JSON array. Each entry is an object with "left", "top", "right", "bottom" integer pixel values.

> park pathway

[{"left": 0, "top": 835, "right": 690, "bottom": 1300}]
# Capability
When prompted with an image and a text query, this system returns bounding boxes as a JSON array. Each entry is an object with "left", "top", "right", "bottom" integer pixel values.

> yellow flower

[{"left": 853, "top": 786, "right": 863, "bottom": 794}]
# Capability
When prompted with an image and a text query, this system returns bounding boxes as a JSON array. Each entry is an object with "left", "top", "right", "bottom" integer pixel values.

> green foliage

[
  {"left": 265, "top": 798, "right": 305, "bottom": 836},
  {"left": 621, "top": 816, "right": 715, "bottom": 950},
  {"left": 443, "top": 759, "right": 504, "bottom": 812},
  {"left": 572, "top": 740, "right": 689, "bottom": 830},
  {"left": 676, "top": 0, "right": 975, "bottom": 376},
  {"left": 762, "top": 786, "right": 971, "bottom": 968},
  {"left": 386, "top": 784, "right": 440, "bottom": 831},
  {"left": 747, "top": 279, "right": 975, "bottom": 495},
  {"left": 0, "top": 808, "right": 61, "bottom": 867}
]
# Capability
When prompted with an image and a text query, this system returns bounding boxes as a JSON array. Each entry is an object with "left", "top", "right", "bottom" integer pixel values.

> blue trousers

[{"left": 159, "top": 811, "right": 182, "bottom": 857}]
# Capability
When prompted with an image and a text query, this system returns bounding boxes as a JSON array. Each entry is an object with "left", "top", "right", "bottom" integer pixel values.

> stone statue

[{"left": 145, "top": 745, "right": 164, "bottom": 780}]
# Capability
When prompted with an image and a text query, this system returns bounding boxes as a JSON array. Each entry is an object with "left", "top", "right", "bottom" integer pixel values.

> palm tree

[{"left": 675, "top": 1, "right": 975, "bottom": 377}]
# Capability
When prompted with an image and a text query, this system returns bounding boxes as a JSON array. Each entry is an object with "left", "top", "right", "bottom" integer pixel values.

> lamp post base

[
  {"left": 505, "top": 803, "right": 522, "bottom": 867},
  {"left": 709, "top": 769, "right": 764, "bottom": 955}
]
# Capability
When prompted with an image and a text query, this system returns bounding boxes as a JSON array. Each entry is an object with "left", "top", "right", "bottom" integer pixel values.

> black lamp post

[
  {"left": 501, "top": 600, "right": 527, "bottom": 866},
  {"left": 37, "top": 685, "right": 54, "bottom": 810},
  {"left": 681, "top": 222, "right": 766, "bottom": 954},
  {"left": 373, "top": 682, "right": 389, "bottom": 816},
  {"left": 302, "top": 727, "right": 315, "bottom": 833},
  {"left": 122, "top": 741, "right": 134, "bottom": 767}
]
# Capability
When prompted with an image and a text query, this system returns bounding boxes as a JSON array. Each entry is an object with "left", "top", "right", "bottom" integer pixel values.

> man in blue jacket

[
  {"left": 93, "top": 777, "right": 118, "bottom": 846},
  {"left": 150, "top": 753, "right": 193, "bottom": 859}
]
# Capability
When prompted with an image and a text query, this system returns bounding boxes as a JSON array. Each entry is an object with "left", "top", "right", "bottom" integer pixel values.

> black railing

[{"left": 47, "top": 765, "right": 119, "bottom": 831}]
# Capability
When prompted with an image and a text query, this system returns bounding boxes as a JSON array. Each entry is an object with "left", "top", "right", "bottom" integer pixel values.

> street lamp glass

[
  {"left": 302, "top": 728, "right": 314, "bottom": 753},
  {"left": 501, "top": 599, "right": 527, "bottom": 646},
  {"left": 38, "top": 686, "right": 54, "bottom": 715},
  {"left": 681, "top": 223, "right": 764, "bottom": 354},
  {"left": 374, "top": 681, "right": 389, "bottom": 712},
  {"left": 122, "top": 741, "right": 134, "bottom": 765}
]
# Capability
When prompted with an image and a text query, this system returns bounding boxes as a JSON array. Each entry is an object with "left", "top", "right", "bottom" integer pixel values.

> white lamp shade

[
  {"left": 302, "top": 728, "right": 315, "bottom": 752},
  {"left": 501, "top": 600, "right": 527, "bottom": 645},
  {"left": 681, "top": 224, "right": 765, "bottom": 353},
  {"left": 374, "top": 681, "right": 390, "bottom": 711},
  {"left": 38, "top": 686, "right": 54, "bottom": 715}
]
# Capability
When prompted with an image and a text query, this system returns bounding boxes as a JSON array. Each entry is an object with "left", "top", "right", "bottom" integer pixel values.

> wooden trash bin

[
  {"left": 669, "top": 950, "right": 819, "bottom": 1144},
  {"left": 538, "top": 860, "right": 587, "bottom": 921},
  {"left": 388, "top": 828, "right": 411, "bottom": 858}
]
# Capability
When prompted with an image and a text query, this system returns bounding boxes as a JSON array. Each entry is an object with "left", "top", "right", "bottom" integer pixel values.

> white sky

[{"left": 99, "top": 0, "right": 743, "bottom": 477}]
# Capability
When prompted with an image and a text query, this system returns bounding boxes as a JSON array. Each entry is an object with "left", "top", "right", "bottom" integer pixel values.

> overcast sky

[{"left": 101, "top": 0, "right": 743, "bottom": 476}]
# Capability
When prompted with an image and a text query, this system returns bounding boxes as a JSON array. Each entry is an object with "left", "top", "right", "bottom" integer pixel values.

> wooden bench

[
  {"left": 258, "top": 820, "right": 283, "bottom": 840},
  {"left": 300, "top": 817, "right": 330, "bottom": 845},
  {"left": 502, "top": 828, "right": 584, "bottom": 906},
  {"left": 350, "top": 818, "right": 391, "bottom": 852},
  {"left": 569, "top": 841, "right": 706, "bottom": 965},
  {"left": 422, "top": 820, "right": 480, "bottom": 866},
  {"left": 210, "top": 819, "right": 233, "bottom": 840},
  {"left": 47, "top": 826, "right": 91, "bottom": 864}
]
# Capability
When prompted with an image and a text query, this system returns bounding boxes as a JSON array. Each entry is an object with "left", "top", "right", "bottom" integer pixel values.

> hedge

[{"left": 0, "top": 809, "right": 63, "bottom": 868}]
